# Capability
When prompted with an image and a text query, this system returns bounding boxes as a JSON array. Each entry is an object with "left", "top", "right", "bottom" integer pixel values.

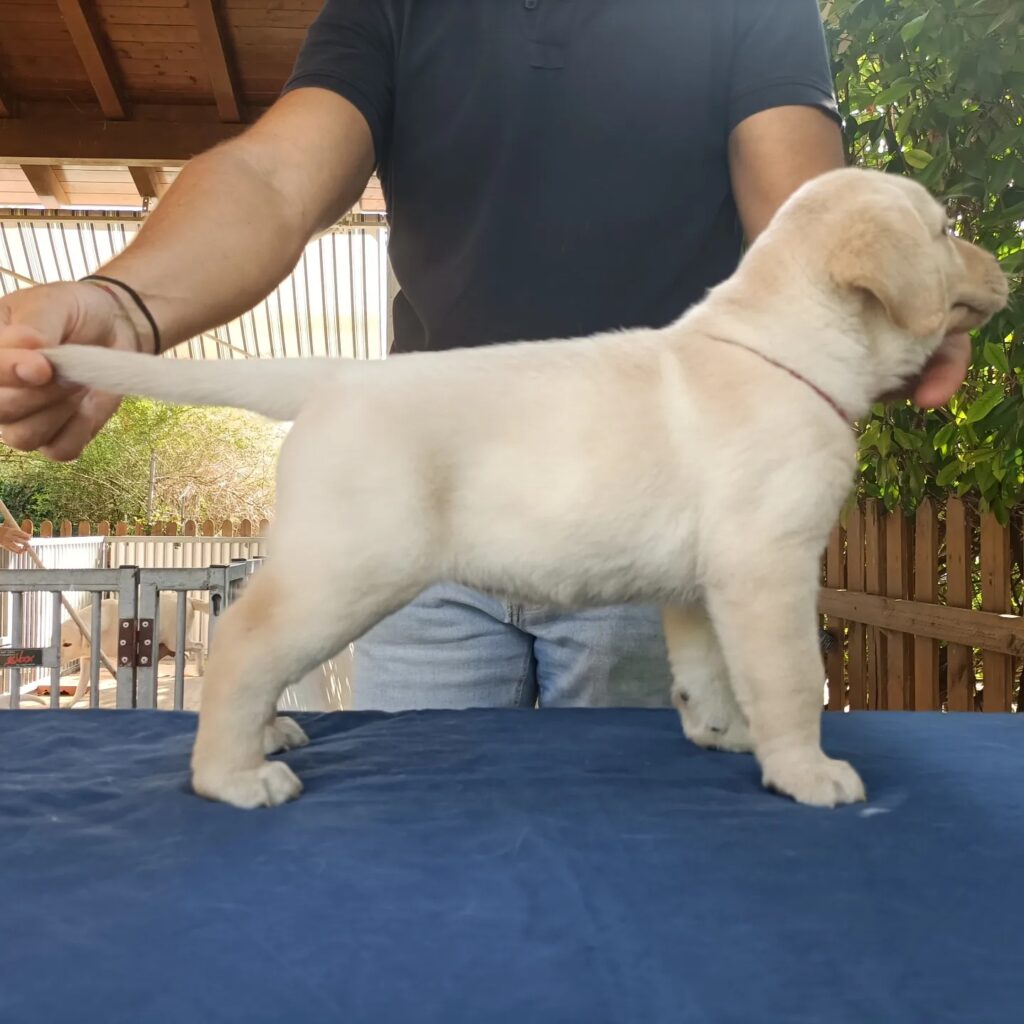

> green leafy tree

[
  {"left": 824, "top": 0, "right": 1023, "bottom": 522},
  {"left": 0, "top": 398, "right": 282, "bottom": 527}
]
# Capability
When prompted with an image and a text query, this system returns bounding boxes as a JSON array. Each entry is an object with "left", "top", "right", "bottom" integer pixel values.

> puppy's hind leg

[
  {"left": 190, "top": 566, "right": 412, "bottom": 809},
  {"left": 704, "top": 551, "right": 865, "bottom": 808},
  {"left": 662, "top": 604, "right": 752, "bottom": 753}
]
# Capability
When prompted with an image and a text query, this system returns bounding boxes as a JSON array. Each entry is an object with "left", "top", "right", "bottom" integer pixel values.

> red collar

[{"left": 709, "top": 336, "right": 851, "bottom": 425}]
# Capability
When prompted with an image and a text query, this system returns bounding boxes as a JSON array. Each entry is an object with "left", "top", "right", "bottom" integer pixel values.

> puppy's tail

[{"left": 45, "top": 347, "right": 342, "bottom": 421}]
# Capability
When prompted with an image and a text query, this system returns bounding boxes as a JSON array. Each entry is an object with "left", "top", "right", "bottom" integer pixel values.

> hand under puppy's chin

[
  {"left": 878, "top": 329, "right": 972, "bottom": 406},
  {"left": 946, "top": 303, "right": 989, "bottom": 334},
  {"left": 877, "top": 378, "right": 922, "bottom": 405}
]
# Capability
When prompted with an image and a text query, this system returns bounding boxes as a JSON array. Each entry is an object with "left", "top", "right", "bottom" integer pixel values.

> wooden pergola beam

[
  {"left": 0, "top": 71, "right": 12, "bottom": 118},
  {"left": 20, "top": 165, "right": 70, "bottom": 208},
  {"left": 128, "top": 166, "right": 165, "bottom": 201},
  {"left": 0, "top": 118, "right": 246, "bottom": 166},
  {"left": 56, "top": 0, "right": 126, "bottom": 120},
  {"left": 188, "top": 0, "right": 242, "bottom": 123}
]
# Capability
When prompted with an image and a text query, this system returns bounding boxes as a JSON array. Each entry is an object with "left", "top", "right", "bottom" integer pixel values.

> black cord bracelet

[{"left": 80, "top": 274, "right": 162, "bottom": 354}]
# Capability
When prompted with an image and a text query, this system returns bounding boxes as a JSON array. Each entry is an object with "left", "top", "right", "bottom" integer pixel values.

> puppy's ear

[{"left": 828, "top": 196, "right": 947, "bottom": 338}]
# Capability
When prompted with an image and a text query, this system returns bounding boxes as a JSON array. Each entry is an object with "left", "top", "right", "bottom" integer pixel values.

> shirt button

[{"left": 524, "top": 0, "right": 538, "bottom": 8}]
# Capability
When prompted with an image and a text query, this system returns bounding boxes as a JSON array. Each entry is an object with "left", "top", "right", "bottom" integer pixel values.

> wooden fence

[
  {"left": 11, "top": 503, "right": 1024, "bottom": 713},
  {"left": 820, "top": 497, "right": 1023, "bottom": 713},
  {"left": 15, "top": 518, "right": 270, "bottom": 539}
]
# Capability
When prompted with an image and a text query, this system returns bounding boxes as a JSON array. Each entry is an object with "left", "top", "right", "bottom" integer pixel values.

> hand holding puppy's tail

[{"left": 45, "top": 346, "right": 340, "bottom": 421}]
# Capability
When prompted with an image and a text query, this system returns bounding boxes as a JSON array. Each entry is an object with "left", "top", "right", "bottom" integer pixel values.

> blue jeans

[{"left": 352, "top": 583, "right": 673, "bottom": 710}]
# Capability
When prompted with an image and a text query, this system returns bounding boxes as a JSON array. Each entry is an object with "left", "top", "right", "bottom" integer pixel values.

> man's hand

[
  {"left": 0, "top": 523, "right": 31, "bottom": 554},
  {"left": 0, "top": 282, "right": 148, "bottom": 462},
  {"left": 877, "top": 333, "right": 972, "bottom": 408},
  {"left": 911, "top": 332, "right": 971, "bottom": 409}
]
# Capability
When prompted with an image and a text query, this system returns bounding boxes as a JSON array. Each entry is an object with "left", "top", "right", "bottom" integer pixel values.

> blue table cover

[{"left": 0, "top": 709, "right": 1020, "bottom": 1023}]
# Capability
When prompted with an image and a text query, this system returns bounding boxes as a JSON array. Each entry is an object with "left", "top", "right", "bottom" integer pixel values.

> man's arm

[
  {"left": 96, "top": 87, "right": 376, "bottom": 350},
  {"left": 728, "top": 104, "right": 845, "bottom": 242},
  {"left": 0, "top": 87, "right": 375, "bottom": 459}
]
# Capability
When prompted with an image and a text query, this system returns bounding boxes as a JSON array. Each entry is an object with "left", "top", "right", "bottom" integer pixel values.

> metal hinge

[{"left": 118, "top": 618, "right": 155, "bottom": 669}]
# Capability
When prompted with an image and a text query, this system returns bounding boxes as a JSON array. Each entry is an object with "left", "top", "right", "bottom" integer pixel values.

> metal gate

[{"left": 0, "top": 561, "right": 256, "bottom": 711}]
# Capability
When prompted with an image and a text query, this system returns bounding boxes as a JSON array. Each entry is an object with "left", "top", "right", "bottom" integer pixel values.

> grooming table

[{"left": 0, "top": 709, "right": 1020, "bottom": 1022}]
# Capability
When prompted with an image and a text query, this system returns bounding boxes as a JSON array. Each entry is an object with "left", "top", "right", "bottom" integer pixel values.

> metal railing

[
  {"left": 0, "top": 561, "right": 257, "bottom": 711},
  {"left": 1, "top": 536, "right": 266, "bottom": 672},
  {"left": 0, "top": 537, "right": 107, "bottom": 667}
]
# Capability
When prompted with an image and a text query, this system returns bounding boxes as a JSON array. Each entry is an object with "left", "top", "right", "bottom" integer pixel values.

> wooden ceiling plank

[
  {"left": 20, "top": 164, "right": 71, "bottom": 208},
  {"left": 0, "top": 118, "right": 246, "bottom": 165},
  {"left": 188, "top": 0, "right": 242, "bottom": 122},
  {"left": 14, "top": 99, "right": 256, "bottom": 124},
  {"left": 56, "top": 0, "right": 127, "bottom": 119},
  {"left": 0, "top": 68, "right": 13, "bottom": 117}
]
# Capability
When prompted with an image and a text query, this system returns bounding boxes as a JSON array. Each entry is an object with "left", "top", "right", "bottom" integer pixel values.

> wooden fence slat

[
  {"left": 884, "top": 512, "right": 913, "bottom": 710},
  {"left": 913, "top": 500, "right": 940, "bottom": 710},
  {"left": 980, "top": 513, "right": 1012, "bottom": 712},
  {"left": 864, "top": 501, "right": 886, "bottom": 709},
  {"left": 13, "top": 515, "right": 271, "bottom": 538},
  {"left": 945, "top": 497, "right": 974, "bottom": 711},
  {"left": 846, "top": 505, "right": 867, "bottom": 709},
  {"left": 825, "top": 525, "right": 846, "bottom": 711}
]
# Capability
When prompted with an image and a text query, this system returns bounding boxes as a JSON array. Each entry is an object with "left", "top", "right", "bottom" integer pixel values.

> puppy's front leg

[
  {"left": 190, "top": 564, "right": 404, "bottom": 808},
  {"left": 190, "top": 571, "right": 313, "bottom": 809},
  {"left": 704, "top": 564, "right": 865, "bottom": 807}
]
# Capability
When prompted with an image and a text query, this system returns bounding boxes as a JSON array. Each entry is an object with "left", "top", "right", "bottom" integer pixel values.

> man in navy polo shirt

[
  {"left": 283, "top": 0, "right": 847, "bottom": 710},
  {"left": 0, "top": 3, "right": 971, "bottom": 710}
]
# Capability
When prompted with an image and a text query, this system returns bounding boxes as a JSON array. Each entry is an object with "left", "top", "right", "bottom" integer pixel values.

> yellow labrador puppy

[{"left": 45, "top": 169, "right": 1008, "bottom": 809}]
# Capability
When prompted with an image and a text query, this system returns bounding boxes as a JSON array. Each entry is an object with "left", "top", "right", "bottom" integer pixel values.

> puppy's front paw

[
  {"left": 760, "top": 750, "right": 866, "bottom": 807},
  {"left": 680, "top": 713, "right": 754, "bottom": 753},
  {"left": 192, "top": 760, "right": 303, "bottom": 809},
  {"left": 673, "top": 688, "right": 753, "bottom": 753},
  {"left": 264, "top": 716, "right": 310, "bottom": 755}
]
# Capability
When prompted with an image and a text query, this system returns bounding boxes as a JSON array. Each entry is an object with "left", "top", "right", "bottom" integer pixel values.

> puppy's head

[{"left": 775, "top": 168, "right": 1009, "bottom": 394}]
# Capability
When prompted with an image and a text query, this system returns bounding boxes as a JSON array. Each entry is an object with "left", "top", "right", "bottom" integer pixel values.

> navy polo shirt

[{"left": 285, "top": 1, "right": 839, "bottom": 354}]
